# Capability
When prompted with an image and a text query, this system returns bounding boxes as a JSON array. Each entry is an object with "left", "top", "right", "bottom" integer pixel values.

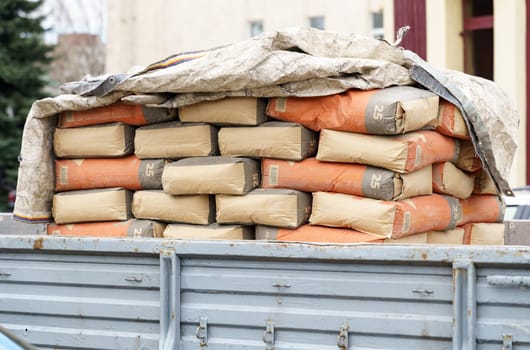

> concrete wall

[{"left": 106, "top": 0, "right": 389, "bottom": 73}]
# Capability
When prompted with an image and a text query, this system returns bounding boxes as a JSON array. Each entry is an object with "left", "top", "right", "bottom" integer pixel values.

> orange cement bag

[
  {"left": 458, "top": 195, "right": 504, "bottom": 226},
  {"left": 255, "top": 224, "right": 384, "bottom": 243},
  {"left": 58, "top": 103, "right": 176, "bottom": 128},
  {"left": 55, "top": 156, "right": 165, "bottom": 191},
  {"left": 463, "top": 222, "right": 505, "bottom": 245},
  {"left": 435, "top": 100, "right": 470, "bottom": 139},
  {"left": 47, "top": 219, "right": 165, "bottom": 238},
  {"left": 432, "top": 162, "right": 474, "bottom": 199},
  {"left": 317, "top": 129, "right": 458, "bottom": 173},
  {"left": 455, "top": 141, "right": 482, "bottom": 172},
  {"left": 267, "top": 86, "right": 439, "bottom": 134},
  {"left": 261, "top": 158, "right": 432, "bottom": 200},
  {"left": 310, "top": 192, "right": 462, "bottom": 238}
]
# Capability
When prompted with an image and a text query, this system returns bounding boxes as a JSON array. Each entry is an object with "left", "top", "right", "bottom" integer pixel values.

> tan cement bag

[
  {"left": 47, "top": 219, "right": 165, "bottom": 238},
  {"left": 135, "top": 121, "right": 218, "bottom": 159},
  {"left": 163, "top": 223, "right": 254, "bottom": 240},
  {"left": 310, "top": 192, "right": 462, "bottom": 238},
  {"left": 132, "top": 190, "right": 214, "bottom": 225},
  {"left": 384, "top": 233, "right": 428, "bottom": 244},
  {"left": 52, "top": 188, "right": 132, "bottom": 224},
  {"left": 425, "top": 228, "right": 465, "bottom": 244},
  {"left": 162, "top": 157, "right": 260, "bottom": 195},
  {"left": 384, "top": 228, "right": 465, "bottom": 244},
  {"left": 219, "top": 122, "right": 317, "bottom": 161},
  {"left": 255, "top": 224, "right": 384, "bottom": 243},
  {"left": 463, "top": 222, "right": 505, "bottom": 245},
  {"left": 435, "top": 100, "right": 470, "bottom": 139},
  {"left": 54, "top": 123, "right": 134, "bottom": 158},
  {"left": 179, "top": 97, "right": 268, "bottom": 125},
  {"left": 267, "top": 86, "right": 439, "bottom": 134},
  {"left": 432, "top": 162, "right": 474, "bottom": 199},
  {"left": 455, "top": 141, "right": 482, "bottom": 172},
  {"left": 55, "top": 156, "right": 165, "bottom": 191},
  {"left": 317, "top": 130, "right": 458, "bottom": 173},
  {"left": 261, "top": 158, "right": 432, "bottom": 200},
  {"left": 473, "top": 168, "right": 497, "bottom": 195},
  {"left": 216, "top": 189, "right": 311, "bottom": 228}
]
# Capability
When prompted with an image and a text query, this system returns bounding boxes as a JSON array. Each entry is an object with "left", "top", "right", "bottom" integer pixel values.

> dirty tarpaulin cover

[{"left": 13, "top": 27, "right": 518, "bottom": 222}]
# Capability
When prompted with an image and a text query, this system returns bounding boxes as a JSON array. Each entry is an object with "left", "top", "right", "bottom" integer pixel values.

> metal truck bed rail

[{"left": 0, "top": 235, "right": 529, "bottom": 349}]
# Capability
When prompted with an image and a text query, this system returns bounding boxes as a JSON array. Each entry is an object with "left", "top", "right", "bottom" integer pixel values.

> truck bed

[{"left": 0, "top": 235, "right": 529, "bottom": 349}]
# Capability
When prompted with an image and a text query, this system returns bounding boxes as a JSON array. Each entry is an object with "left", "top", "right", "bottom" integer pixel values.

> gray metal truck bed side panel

[
  {"left": 0, "top": 248, "right": 160, "bottom": 349},
  {"left": 0, "top": 236, "right": 529, "bottom": 349}
]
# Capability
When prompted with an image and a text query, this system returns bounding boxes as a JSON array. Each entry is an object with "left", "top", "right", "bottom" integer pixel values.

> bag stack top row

[{"left": 48, "top": 85, "right": 504, "bottom": 245}]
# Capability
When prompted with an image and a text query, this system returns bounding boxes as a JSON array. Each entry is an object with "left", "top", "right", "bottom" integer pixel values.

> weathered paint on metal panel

[
  {"left": 0, "top": 249, "right": 160, "bottom": 349},
  {"left": 0, "top": 236, "right": 529, "bottom": 349}
]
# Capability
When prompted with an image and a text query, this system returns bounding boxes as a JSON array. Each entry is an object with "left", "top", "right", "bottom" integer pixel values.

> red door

[{"left": 394, "top": 0, "right": 427, "bottom": 59}]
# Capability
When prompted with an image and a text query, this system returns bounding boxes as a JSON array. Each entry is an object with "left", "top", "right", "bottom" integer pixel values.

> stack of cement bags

[
  {"left": 258, "top": 87, "right": 505, "bottom": 245},
  {"left": 47, "top": 87, "right": 505, "bottom": 245},
  {"left": 161, "top": 97, "right": 315, "bottom": 239},
  {"left": 49, "top": 97, "right": 308, "bottom": 240},
  {"left": 48, "top": 103, "right": 176, "bottom": 238}
]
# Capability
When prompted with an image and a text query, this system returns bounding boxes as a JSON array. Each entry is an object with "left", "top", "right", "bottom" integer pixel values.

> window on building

[
  {"left": 372, "top": 11, "right": 384, "bottom": 40},
  {"left": 249, "top": 21, "right": 263, "bottom": 37},
  {"left": 463, "top": 0, "right": 494, "bottom": 80},
  {"left": 309, "top": 16, "right": 325, "bottom": 30}
]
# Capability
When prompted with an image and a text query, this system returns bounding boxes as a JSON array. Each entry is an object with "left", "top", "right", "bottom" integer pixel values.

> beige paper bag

[
  {"left": 52, "top": 188, "right": 132, "bottom": 224},
  {"left": 54, "top": 123, "right": 134, "bottom": 158},
  {"left": 132, "top": 190, "right": 214, "bottom": 225},
  {"left": 162, "top": 157, "right": 260, "bottom": 195},
  {"left": 216, "top": 189, "right": 311, "bottom": 228},
  {"left": 179, "top": 97, "right": 267, "bottom": 125}
]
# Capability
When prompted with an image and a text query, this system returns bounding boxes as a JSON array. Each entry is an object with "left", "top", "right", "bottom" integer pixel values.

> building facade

[{"left": 105, "top": 0, "right": 391, "bottom": 73}]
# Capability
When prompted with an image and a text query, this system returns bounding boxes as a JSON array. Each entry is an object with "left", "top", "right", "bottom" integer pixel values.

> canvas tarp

[{"left": 13, "top": 27, "right": 518, "bottom": 222}]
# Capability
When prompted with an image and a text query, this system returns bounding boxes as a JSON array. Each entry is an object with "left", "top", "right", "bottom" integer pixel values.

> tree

[{"left": 0, "top": 0, "right": 52, "bottom": 211}]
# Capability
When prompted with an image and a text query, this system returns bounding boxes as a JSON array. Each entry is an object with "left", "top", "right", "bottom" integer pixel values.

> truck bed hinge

[
  {"left": 337, "top": 324, "right": 349, "bottom": 349},
  {"left": 195, "top": 316, "right": 208, "bottom": 347},
  {"left": 502, "top": 334, "right": 513, "bottom": 350},
  {"left": 263, "top": 320, "right": 275, "bottom": 350}
]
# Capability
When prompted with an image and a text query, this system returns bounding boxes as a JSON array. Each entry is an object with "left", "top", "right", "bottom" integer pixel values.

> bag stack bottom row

[{"left": 48, "top": 87, "right": 505, "bottom": 245}]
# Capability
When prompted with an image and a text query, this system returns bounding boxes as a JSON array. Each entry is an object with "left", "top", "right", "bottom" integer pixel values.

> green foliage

[{"left": 0, "top": 0, "right": 53, "bottom": 210}]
